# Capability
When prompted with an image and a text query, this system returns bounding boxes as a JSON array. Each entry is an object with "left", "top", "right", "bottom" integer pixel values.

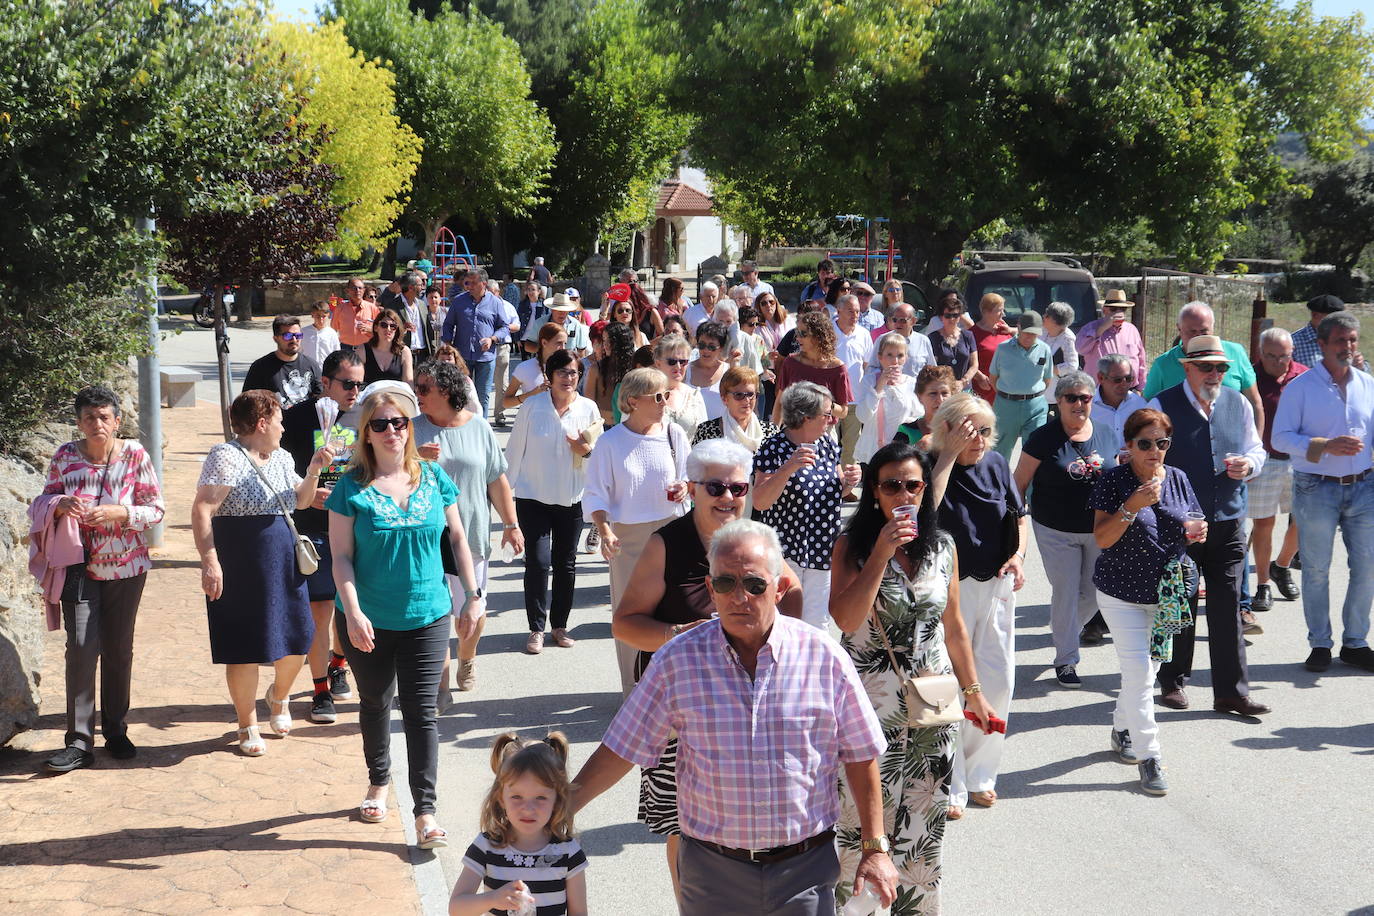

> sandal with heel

[{"left": 264, "top": 683, "right": 292, "bottom": 737}]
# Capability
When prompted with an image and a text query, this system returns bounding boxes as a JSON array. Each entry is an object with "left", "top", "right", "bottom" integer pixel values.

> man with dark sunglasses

[
  {"left": 281, "top": 349, "right": 366, "bottom": 722},
  {"left": 1148, "top": 335, "right": 1270, "bottom": 717},
  {"left": 574, "top": 520, "right": 896, "bottom": 916},
  {"left": 241, "top": 315, "right": 322, "bottom": 409}
]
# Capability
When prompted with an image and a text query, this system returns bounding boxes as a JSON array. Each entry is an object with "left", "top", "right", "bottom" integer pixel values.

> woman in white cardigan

[
  {"left": 855, "top": 331, "right": 920, "bottom": 464},
  {"left": 505, "top": 348, "right": 603, "bottom": 655},
  {"left": 583, "top": 367, "right": 690, "bottom": 694}
]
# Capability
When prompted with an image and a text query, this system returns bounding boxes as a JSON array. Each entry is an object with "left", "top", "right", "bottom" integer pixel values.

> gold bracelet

[{"left": 961, "top": 683, "right": 983, "bottom": 696}]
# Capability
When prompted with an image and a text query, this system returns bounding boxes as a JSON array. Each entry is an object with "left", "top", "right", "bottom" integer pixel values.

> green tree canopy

[
  {"left": 649, "top": 0, "right": 1374, "bottom": 290},
  {"left": 331, "top": 0, "right": 556, "bottom": 250},
  {"left": 1288, "top": 151, "right": 1374, "bottom": 274},
  {"left": 270, "top": 19, "right": 423, "bottom": 259}
]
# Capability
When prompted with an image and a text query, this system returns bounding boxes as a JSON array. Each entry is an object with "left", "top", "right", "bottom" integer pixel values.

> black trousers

[
  {"left": 1158, "top": 517, "right": 1250, "bottom": 699},
  {"left": 61, "top": 568, "right": 147, "bottom": 750},
  {"left": 336, "top": 611, "right": 448, "bottom": 816},
  {"left": 515, "top": 497, "right": 582, "bottom": 632}
]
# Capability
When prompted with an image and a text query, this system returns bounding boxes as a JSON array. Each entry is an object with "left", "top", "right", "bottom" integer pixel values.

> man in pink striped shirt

[{"left": 572, "top": 520, "right": 897, "bottom": 914}]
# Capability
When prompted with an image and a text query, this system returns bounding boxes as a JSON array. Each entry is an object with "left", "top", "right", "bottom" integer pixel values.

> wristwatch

[
  {"left": 860, "top": 835, "right": 891, "bottom": 854},
  {"left": 465, "top": 588, "right": 485, "bottom": 600}
]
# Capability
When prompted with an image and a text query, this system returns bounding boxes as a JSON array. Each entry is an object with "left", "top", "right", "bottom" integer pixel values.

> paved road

[{"left": 148, "top": 320, "right": 1374, "bottom": 915}]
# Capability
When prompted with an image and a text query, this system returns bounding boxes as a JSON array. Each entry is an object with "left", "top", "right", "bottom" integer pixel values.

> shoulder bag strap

[
  {"left": 869, "top": 589, "right": 913, "bottom": 678},
  {"left": 233, "top": 442, "right": 305, "bottom": 541}
]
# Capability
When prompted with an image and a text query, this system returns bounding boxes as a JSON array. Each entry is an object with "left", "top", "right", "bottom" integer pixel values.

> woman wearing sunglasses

[
  {"left": 1013, "top": 372, "right": 1119, "bottom": 690},
  {"left": 926, "top": 393, "right": 1027, "bottom": 819},
  {"left": 412, "top": 362, "right": 520, "bottom": 694},
  {"left": 502, "top": 322, "right": 567, "bottom": 412},
  {"left": 649, "top": 333, "right": 708, "bottom": 440},
  {"left": 612, "top": 438, "right": 802, "bottom": 895},
  {"left": 829, "top": 442, "right": 995, "bottom": 914},
  {"left": 584, "top": 367, "right": 691, "bottom": 694},
  {"left": 327, "top": 382, "right": 482, "bottom": 848},
  {"left": 1087, "top": 408, "right": 1206, "bottom": 797},
  {"left": 687, "top": 321, "right": 731, "bottom": 419},
  {"left": 362, "top": 307, "right": 413, "bottom": 386}
]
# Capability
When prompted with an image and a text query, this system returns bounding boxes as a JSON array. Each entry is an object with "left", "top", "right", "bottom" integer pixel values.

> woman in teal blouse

[{"left": 328, "top": 381, "right": 483, "bottom": 850}]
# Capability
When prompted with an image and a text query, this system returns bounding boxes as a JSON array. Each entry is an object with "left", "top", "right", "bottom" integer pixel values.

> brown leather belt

[
  {"left": 997, "top": 391, "right": 1040, "bottom": 401},
  {"left": 696, "top": 829, "right": 835, "bottom": 864},
  {"left": 1312, "top": 468, "right": 1372, "bottom": 486}
]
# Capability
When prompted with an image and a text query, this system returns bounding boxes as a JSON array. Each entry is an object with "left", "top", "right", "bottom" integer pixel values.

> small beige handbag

[{"left": 871, "top": 608, "right": 963, "bottom": 728}]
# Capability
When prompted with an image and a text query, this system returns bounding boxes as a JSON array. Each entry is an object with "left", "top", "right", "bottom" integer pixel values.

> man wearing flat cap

[{"left": 988, "top": 311, "right": 1053, "bottom": 459}]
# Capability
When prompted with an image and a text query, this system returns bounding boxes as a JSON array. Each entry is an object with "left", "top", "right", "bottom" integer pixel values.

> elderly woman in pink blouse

[{"left": 36, "top": 384, "right": 164, "bottom": 773}]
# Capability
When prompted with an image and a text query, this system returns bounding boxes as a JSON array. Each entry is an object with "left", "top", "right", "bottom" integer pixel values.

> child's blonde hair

[{"left": 480, "top": 732, "right": 575, "bottom": 846}]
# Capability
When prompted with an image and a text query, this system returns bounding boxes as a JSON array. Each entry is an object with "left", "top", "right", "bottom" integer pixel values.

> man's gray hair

[
  {"left": 1178, "top": 300, "right": 1213, "bottom": 325},
  {"left": 700, "top": 280, "right": 718, "bottom": 294},
  {"left": 1097, "top": 353, "right": 1132, "bottom": 375},
  {"left": 836, "top": 292, "right": 860, "bottom": 311},
  {"left": 779, "top": 381, "right": 832, "bottom": 429},
  {"left": 534, "top": 256, "right": 545, "bottom": 265},
  {"left": 401, "top": 270, "right": 425, "bottom": 291},
  {"left": 1259, "top": 326, "right": 1293, "bottom": 349},
  {"left": 708, "top": 519, "right": 784, "bottom": 577},
  {"left": 618, "top": 268, "right": 637, "bottom": 283},
  {"left": 466, "top": 267, "right": 489, "bottom": 283},
  {"left": 713, "top": 300, "right": 739, "bottom": 320},
  {"left": 1055, "top": 371, "right": 1096, "bottom": 398},
  {"left": 1318, "top": 312, "right": 1360, "bottom": 342},
  {"left": 686, "top": 439, "right": 753, "bottom": 481},
  {"left": 1045, "top": 301, "right": 1074, "bottom": 327}
]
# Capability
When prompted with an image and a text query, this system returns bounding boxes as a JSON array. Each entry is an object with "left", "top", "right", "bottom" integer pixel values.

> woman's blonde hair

[
  {"left": 929, "top": 392, "right": 997, "bottom": 454},
  {"left": 480, "top": 732, "right": 574, "bottom": 846},
  {"left": 348, "top": 392, "right": 422, "bottom": 487},
  {"left": 617, "top": 366, "right": 668, "bottom": 417},
  {"left": 652, "top": 332, "right": 691, "bottom": 363}
]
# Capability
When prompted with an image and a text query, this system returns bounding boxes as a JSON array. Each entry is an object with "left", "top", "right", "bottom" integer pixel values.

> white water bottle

[{"left": 841, "top": 887, "right": 883, "bottom": 916}]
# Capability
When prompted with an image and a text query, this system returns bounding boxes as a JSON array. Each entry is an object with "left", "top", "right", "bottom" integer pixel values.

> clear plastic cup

[
  {"left": 892, "top": 503, "right": 919, "bottom": 537},
  {"left": 1183, "top": 511, "right": 1206, "bottom": 539}
]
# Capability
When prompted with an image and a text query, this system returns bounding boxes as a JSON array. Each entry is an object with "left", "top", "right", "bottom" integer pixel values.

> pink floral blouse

[{"left": 42, "top": 440, "right": 165, "bottom": 581}]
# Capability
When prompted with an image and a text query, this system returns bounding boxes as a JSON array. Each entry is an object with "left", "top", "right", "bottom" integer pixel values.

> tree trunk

[
  {"left": 381, "top": 238, "right": 397, "bottom": 281},
  {"left": 890, "top": 219, "right": 968, "bottom": 303},
  {"left": 490, "top": 217, "right": 511, "bottom": 279},
  {"left": 233, "top": 284, "right": 255, "bottom": 323}
]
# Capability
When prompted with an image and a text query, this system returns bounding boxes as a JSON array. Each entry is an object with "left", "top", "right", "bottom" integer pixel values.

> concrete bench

[{"left": 159, "top": 365, "right": 201, "bottom": 408}]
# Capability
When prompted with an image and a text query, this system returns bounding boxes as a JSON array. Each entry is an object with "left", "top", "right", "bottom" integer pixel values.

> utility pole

[
  {"left": 134, "top": 213, "right": 164, "bottom": 547},
  {"left": 215, "top": 285, "right": 232, "bottom": 440}
]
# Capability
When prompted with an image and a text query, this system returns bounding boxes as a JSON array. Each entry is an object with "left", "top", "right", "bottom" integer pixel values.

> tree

[
  {"left": 270, "top": 19, "right": 423, "bottom": 260},
  {"left": 1288, "top": 152, "right": 1374, "bottom": 274},
  {"left": 648, "top": 0, "right": 1374, "bottom": 293},
  {"left": 331, "top": 0, "right": 556, "bottom": 254},
  {"left": 0, "top": 0, "right": 310, "bottom": 449}
]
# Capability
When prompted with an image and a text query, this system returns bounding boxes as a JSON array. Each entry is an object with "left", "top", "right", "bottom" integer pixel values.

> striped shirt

[
  {"left": 461, "top": 833, "right": 587, "bottom": 916},
  {"left": 602, "top": 615, "right": 886, "bottom": 850}
]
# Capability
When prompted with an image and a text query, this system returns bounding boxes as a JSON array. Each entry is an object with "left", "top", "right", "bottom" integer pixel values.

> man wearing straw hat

[{"left": 1076, "top": 289, "right": 1147, "bottom": 389}]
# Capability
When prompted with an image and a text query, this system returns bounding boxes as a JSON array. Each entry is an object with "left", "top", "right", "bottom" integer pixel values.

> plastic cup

[
  {"left": 1184, "top": 511, "right": 1206, "bottom": 539},
  {"left": 893, "top": 503, "right": 919, "bottom": 537}
]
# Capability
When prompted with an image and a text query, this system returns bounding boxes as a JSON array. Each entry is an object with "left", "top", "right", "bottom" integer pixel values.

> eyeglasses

[
  {"left": 1193, "top": 363, "right": 1230, "bottom": 374},
  {"left": 891, "top": 316, "right": 914, "bottom": 325},
  {"left": 696, "top": 480, "right": 750, "bottom": 498},
  {"left": 280, "top": 332, "right": 303, "bottom": 341},
  {"left": 941, "top": 312, "right": 962, "bottom": 319},
  {"left": 553, "top": 367, "right": 579, "bottom": 379},
  {"left": 878, "top": 478, "right": 926, "bottom": 496},
  {"left": 1133, "top": 437, "right": 1172, "bottom": 451},
  {"left": 856, "top": 291, "right": 875, "bottom": 297},
  {"left": 664, "top": 357, "right": 689, "bottom": 367},
  {"left": 709, "top": 574, "right": 770, "bottom": 596},
  {"left": 1105, "top": 375, "right": 1133, "bottom": 384},
  {"left": 728, "top": 390, "right": 757, "bottom": 401},
  {"left": 698, "top": 344, "right": 720, "bottom": 352},
  {"left": 348, "top": 284, "right": 365, "bottom": 292},
  {"left": 639, "top": 391, "right": 669, "bottom": 404},
  {"left": 367, "top": 416, "right": 410, "bottom": 433},
  {"left": 327, "top": 377, "right": 364, "bottom": 391},
  {"left": 364, "top": 292, "right": 379, "bottom": 300},
  {"left": 1060, "top": 393, "right": 1093, "bottom": 405},
  {"left": 376, "top": 321, "right": 398, "bottom": 330}
]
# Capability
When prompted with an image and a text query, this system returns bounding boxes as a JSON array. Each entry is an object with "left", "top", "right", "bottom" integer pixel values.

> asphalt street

[{"left": 152, "top": 315, "right": 1374, "bottom": 916}]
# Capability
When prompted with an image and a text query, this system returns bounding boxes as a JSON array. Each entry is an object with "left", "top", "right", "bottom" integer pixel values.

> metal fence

[{"left": 1096, "top": 268, "right": 1269, "bottom": 362}]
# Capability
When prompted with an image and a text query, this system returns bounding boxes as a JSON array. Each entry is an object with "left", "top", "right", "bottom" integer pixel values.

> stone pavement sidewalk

[{"left": 0, "top": 402, "right": 421, "bottom": 914}]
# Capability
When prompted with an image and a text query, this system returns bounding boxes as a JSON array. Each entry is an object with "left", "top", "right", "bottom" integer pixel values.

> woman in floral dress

[{"left": 829, "top": 441, "right": 996, "bottom": 914}]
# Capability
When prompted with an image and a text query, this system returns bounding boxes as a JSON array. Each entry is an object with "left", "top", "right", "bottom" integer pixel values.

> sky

[{"left": 272, "top": 0, "right": 1371, "bottom": 23}]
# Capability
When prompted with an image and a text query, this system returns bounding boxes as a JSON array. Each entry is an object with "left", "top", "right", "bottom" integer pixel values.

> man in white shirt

[
  {"left": 833, "top": 293, "right": 874, "bottom": 468},
  {"left": 738, "top": 261, "right": 774, "bottom": 301},
  {"left": 1272, "top": 312, "right": 1374, "bottom": 675},
  {"left": 1090, "top": 354, "right": 1147, "bottom": 447},
  {"left": 397, "top": 270, "right": 431, "bottom": 361},
  {"left": 301, "top": 300, "right": 340, "bottom": 368},
  {"left": 684, "top": 282, "right": 718, "bottom": 334},
  {"left": 868, "top": 302, "right": 933, "bottom": 377}
]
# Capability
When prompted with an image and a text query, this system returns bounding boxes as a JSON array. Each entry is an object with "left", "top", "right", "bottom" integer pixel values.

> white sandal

[
  {"left": 359, "top": 789, "right": 388, "bottom": 823},
  {"left": 264, "top": 683, "right": 291, "bottom": 736},
  {"left": 237, "top": 726, "right": 266, "bottom": 757}
]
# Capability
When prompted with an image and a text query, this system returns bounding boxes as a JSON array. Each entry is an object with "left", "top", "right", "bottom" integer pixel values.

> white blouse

[
  {"left": 505, "top": 393, "right": 602, "bottom": 506},
  {"left": 582, "top": 422, "right": 690, "bottom": 525}
]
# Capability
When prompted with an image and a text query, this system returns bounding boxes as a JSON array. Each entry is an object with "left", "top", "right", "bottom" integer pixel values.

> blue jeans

[
  {"left": 1292, "top": 471, "right": 1374, "bottom": 649},
  {"left": 464, "top": 358, "right": 495, "bottom": 417}
]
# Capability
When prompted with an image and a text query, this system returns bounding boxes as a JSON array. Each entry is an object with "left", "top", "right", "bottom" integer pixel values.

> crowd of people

[{"left": 25, "top": 255, "right": 1374, "bottom": 915}]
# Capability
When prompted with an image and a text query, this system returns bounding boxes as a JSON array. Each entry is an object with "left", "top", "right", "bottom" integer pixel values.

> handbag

[
  {"left": 871, "top": 604, "right": 964, "bottom": 728},
  {"left": 234, "top": 443, "right": 320, "bottom": 576}
]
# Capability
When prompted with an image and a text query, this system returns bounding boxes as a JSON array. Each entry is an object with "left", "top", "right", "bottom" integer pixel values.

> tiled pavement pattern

[{"left": 0, "top": 402, "right": 421, "bottom": 914}]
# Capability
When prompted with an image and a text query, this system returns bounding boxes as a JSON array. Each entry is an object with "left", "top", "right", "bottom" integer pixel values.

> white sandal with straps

[
  {"left": 237, "top": 725, "right": 266, "bottom": 757},
  {"left": 359, "top": 789, "right": 388, "bottom": 824},
  {"left": 264, "top": 683, "right": 292, "bottom": 736}
]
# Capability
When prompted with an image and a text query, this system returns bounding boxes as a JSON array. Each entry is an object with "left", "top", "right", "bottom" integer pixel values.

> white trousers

[
  {"left": 1095, "top": 591, "right": 1163, "bottom": 760},
  {"left": 787, "top": 560, "right": 833, "bottom": 630},
  {"left": 951, "top": 574, "right": 1016, "bottom": 807}
]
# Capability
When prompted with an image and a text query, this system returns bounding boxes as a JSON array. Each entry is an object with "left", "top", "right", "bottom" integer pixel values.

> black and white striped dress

[{"left": 461, "top": 833, "right": 587, "bottom": 915}]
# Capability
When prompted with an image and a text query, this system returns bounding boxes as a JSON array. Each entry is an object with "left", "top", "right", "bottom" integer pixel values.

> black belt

[
  {"left": 997, "top": 390, "right": 1040, "bottom": 401},
  {"left": 1312, "top": 468, "right": 1372, "bottom": 486},
  {"left": 697, "top": 829, "right": 835, "bottom": 865}
]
